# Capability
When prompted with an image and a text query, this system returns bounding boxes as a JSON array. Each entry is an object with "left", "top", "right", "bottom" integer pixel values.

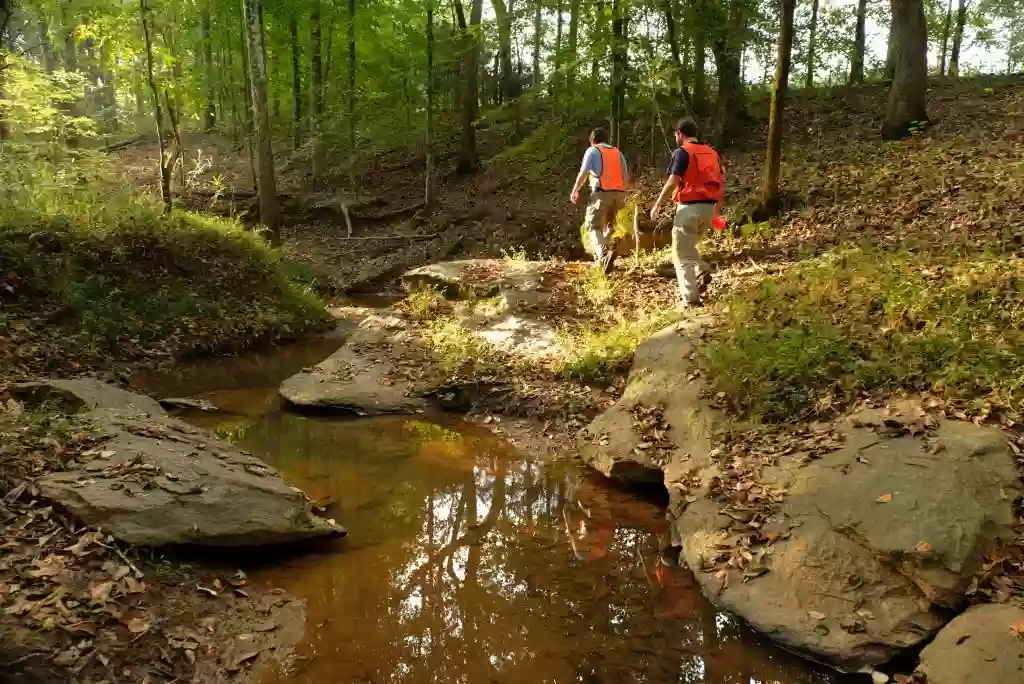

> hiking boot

[
  {"left": 697, "top": 270, "right": 713, "bottom": 294},
  {"left": 602, "top": 251, "right": 618, "bottom": 274},
  {"left": 676, "top": 298, "right": 703, "bottom": 312}
]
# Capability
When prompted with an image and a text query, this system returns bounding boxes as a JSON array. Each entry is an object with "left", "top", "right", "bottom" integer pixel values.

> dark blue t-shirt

[{"left": 668, "top": 147, "right": 690, "bottom": 177}]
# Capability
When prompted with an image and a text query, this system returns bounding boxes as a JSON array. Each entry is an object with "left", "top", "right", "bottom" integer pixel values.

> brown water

[{"left": 141, "top": 340, "right": 851, "bottom": 684}]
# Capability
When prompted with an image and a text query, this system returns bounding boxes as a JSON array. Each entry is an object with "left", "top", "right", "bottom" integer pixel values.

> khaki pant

[
  {"left": 672, "top": 203, "right": 715, "bottom": 303},
  {"left": 585, "top": 190, "right": 626, "bottom": 261}
]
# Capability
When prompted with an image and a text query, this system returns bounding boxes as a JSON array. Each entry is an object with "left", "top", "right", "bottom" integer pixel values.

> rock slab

[
  {"left": 916, "top": 603, "right": 1024, "bottom": 684},
  {"left": 25, "top": 380, "right": 343, "bottom": 547},
  {"left": 279, "top": 314, "right": 431, "bottom": 415},
  {"left": 401, "top": 259, "right": 550, "bottom": 300}
]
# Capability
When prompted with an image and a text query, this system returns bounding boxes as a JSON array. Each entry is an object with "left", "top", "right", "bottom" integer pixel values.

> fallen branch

[
  {"left": 336, "top": 233, "right": 439, "bottom": 240},
  {"left": 100, "top": 135, "right": 146, "bottom": 153},
  {"left": 357, "top": 201, "right": 426, "bottom": 222}
]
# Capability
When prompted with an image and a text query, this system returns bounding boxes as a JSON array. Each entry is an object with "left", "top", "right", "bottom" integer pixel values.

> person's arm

[
  {"left": 651, "top": 175, "right": 680, "bottom": 219},
  {"left": 571, "top": 147, "right": 598, "bottom": 203}
]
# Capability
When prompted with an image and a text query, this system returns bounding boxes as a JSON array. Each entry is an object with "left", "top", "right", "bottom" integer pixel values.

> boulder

[
  {"left": 579, "top": 320, "right": 1022, "bottom": 670},
  {"left": 10, "top": 379, "right": 165, "bottom": 416},
  {"left": 401, "top": 259, "right": 551, "bottom": 300},
  {"left": 579, "top": 318, "right": 728, "bottom": 486},
  {"left": 675, "top": 406, "right": 1020, "bottom": 669},
  {"left": 476, "top": 315, "right": 563, "bottom": 358},
  {"left": 38, "top": 408, "right": 344, "bottom": 546},
  {"left": 915, "top": 603, "right": 1024, "bottom": 684},
  {"left": 279, "top": 314, "right": 432, "bottom": 415}
]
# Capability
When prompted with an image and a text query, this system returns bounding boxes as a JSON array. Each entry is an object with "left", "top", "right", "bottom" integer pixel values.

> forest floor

[{"left": 2, "top": 74, "right": 1023, "bottom": 683}]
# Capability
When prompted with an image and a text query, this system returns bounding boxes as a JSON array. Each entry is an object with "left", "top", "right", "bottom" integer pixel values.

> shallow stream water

[{"left": 141, "top": 340, "right": 851, "bottom": 684}]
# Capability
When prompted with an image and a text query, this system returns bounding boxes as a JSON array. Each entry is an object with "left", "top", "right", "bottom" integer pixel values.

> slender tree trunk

[
  {"left": 939, "top": 0, "right": 952, "bottom": 75},
  {"left": 61, "top": 4, "right": 82, "bottom": 146},
  {"left": 567, "top": 0, "right": 580, "bottom": 101},
  {"left": 692, "top": 0, "right": 707, "bottom": 117},
  {"left": 885, "top": 17, "right": 896, "bottom": 80},
  {"left": 242, "top": 0, "right": 280, "bottom": 241},
  {"left": 310, "top": 0, "right": 324, "bottom": 188},
  {"left": 711, "top": 0, "right": 745, "bottom": 147},
  {"left": 554, "top": 1, "right": 563, "bottom": 109},
  {"left": 425, "top": 0, "right": 435, "bottom": 206},
  {"left": 347, "top": 0, "right": 356, "bottom": 189},
  {"left": 454, "top": 0, "right": 482, "bottom": 172},
  {"left": 38, "top": 17, "right": 56, "bottom": 72},
  {"left": 806, "top": 0, "right": 819, "bottom": 88},
  {"left": 492, "top": 0, "right": 515, "bottom": 101},
  {"left": 239, "top": 14, "right": 258, "bottom": 193},
  {"left": 290, "top": 16, "right": 301, "bottom": 150},
  {"left": 532, "top": 0, "right": 541, "bottom": 86},
  {"left": 882, "top": 0, "right": 930, "bottom": 139},
  {"left": 610, "top": 0, "right": 624, "bottom": 146},
  {"left": 200, "top": 3, "right": 216, "bottom": 131},
  {"left": 590, "top": 0, "right": 605, "bottom": 101},
  {"left": 661, "top": 0, "right": 685, "bottom": 98},
  {"left": 758, "top": 0, "right": 795, "bottom": 217},
  {"left": 140, "top": 0, "right": 171, "bottom": 212},
  {"left": 947, "top": 0, "right": 967, "bottom": 77},
  {"left": 850, "top": 0, "right": 867, "bottom": 83}
]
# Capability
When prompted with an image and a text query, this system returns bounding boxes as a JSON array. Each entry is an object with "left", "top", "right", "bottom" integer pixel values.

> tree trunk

[
  {"left": 947, "top": 0, "right": 967, "bottom": 77},
  {"left": 492, "top": 0, "right": 515, "bottom": 102},
  {"left": 310, "top": 0, "right": 324, "bottom": 188},
  {"left": 290, "top": 16, "right": 301, "bottom": 150},
  {"left": 882, "top": 0, "right": 929, "bottom": 139},
  {"left": 61, "top": 5, "right": 81, "bottom": 146},
  {"left": 849, "top": 0, "right": 867, "bottom": 83},
  {"left": 425, "top": 0, "right": 435, "bottom": 207},
  {"left": 242, "top": 0, "right": 280, "bottom": 242},
  {"left": 201, "top": 3, "right": 216, "bottom": 131},
  {"left": 38, "top": 17, "right": 56, "bottom": 72},
  {"left": 758, "top": 0, "right": 795, "bottom": 218},
  {"left": 806, "top": 0, "right": 819, "bottom": 88},
  {"left": 140, "top": 0, "right": 171, "bottom": 212},
  {"left": 532, "top": 0, "right": 541, "bottom": 86},
  {"left": 692, "top": 0, "right": 707, "bottom": 117},
  {"left": 610, "top": 0, "right": 625, "bottom": 146},
  {"left": 0, "top": 2, "right": 11, "bottom": 141},
  {"left": 554, "top": 1, "right": 563, "bottom": 109},
  {"left": 711, "top": 0, "right": 745, "bottom": 147},
  {"left": 454, "top": 0, "right": 482, "bottom": 173},
  {"left": 661, "top": 0, "right": 685, "bottom": 99},
  {"left": 938, "top": 0, "right": 952, "bottom": 75},
  {"left": 347, "top": 0, "right": 356, "bottom": 189},
  {"left": 239, "top": 14, "right": 258, "bottom": 193},
  {"left": 567, "top": 0, "right": 580, "bottom": 101},
  {"left": 884, "top": 16, "right": 896, "bottom": 80}
]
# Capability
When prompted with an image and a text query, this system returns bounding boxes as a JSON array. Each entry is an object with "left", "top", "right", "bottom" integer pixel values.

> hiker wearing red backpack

[{"left": 650, "top": 117, "right": 725, "bottom": 307}]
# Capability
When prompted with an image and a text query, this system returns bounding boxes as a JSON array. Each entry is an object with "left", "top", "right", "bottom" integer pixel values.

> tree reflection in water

[{"left": 198, "top": 409, "right": 847, "bottom": 684}]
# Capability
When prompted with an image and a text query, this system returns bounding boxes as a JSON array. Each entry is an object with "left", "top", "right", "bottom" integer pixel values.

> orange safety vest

[
  {"left": 673, "top": 141, "right": 724, "bottom": 204},
  {"left": 593, "top": 145, "right": 626, "bottom": 192}
]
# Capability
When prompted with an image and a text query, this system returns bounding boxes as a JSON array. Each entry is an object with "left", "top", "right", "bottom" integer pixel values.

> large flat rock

[
  {"left": 38, "top": 408, "right": 344, "bottom": 546},
  {"left": 675, "top": 406, "right": 1020, "bottom": 669},
  {"left": 401, "top": 259, "right": 552, "bottom": 300},
  {"left": 579, "top": 318, "right": 727, "bottom": 486},
  {"left": 915, "top": 603, "right": 1024, "bottom": 684},
  {"left": 578, "top": 321, "right": 1022, "bottom": 671},
  {"left": 279, "top": 314, "right": 431, "bottom": 415},
  {"left": 11, "top": 379, "right": 165, "bottom": 416}
]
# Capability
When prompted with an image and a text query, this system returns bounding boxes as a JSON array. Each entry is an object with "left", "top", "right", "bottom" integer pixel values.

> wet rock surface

[
  {"left": 32, "top": 383, "right": 343, "bottom": 547},
  {"left": 915, "top": 603, "right": 1024, "bottom": 684},
  {"left": 278, "top": 313, "right": 434, "bottom": 414},
  {"left": 11, "top": 379, "right": 165, "bottom": 416},
  {"left": 401, "top": 259, "right": 550, "bottom": 300},
  {"left": 579, "top": 323, "right": 1022, "bottom": 670},
  {"left": 579, "top": 318, "right": 726, "bottom": 486}
]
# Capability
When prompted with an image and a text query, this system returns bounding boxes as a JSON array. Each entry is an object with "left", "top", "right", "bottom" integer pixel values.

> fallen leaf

[
  {"left": 876, "top": 493, "right": 893, "bottom": 503},
  {"left": 1010, "top": 622, "right": 1024, "bottom": 638},
  {"left": 915, "top": 541, "right": 933, "bottom": 554},
  {"left": 808, "top": 610, "right": 827, "bottom": 620},
  {"left": 196, "top": 585, "right": 219, "bottom": 597},
  {"left": 89, "top": 581, "right": 115, "bottom": 603},
  {"left": 125, "top": 617, "right": 150, "bottom": 634}
]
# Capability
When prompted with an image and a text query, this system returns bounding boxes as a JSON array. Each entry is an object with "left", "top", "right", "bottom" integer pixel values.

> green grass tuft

[
  {"left": 702, "top": 247, "right": 1024, "bottom": 420},
  {"left": 559, "top": 311, "right": 674, "bottom": 383}
]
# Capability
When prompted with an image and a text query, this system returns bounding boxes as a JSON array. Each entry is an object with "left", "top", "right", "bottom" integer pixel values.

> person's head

[
  {"left": 589, "top": 127, "right": 609, "bottom": 145},
  {"left": 674, "top": 117, "right": 700, "bottom": 145}
]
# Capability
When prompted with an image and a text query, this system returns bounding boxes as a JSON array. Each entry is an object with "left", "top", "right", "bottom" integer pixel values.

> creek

[{"left": 140, "top": 337, "right": 851, "bottom": 684}]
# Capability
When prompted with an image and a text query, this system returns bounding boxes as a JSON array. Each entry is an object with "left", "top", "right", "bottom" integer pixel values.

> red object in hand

[{"left": 712, "top": 214, "right": 726, "bottom": 231}]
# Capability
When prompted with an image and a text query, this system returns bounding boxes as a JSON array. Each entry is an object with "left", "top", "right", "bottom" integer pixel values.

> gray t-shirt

[{"left": 580, "top": 144, "right": 627, "bottom": 192}]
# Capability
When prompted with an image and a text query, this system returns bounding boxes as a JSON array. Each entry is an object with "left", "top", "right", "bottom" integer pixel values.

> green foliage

[
  {"left": 403, "top": 284, "right": 448, "bottom": 319},
  {"left": 427, "top": 318, "right": 497, "bottom": 374},
  {"left": 0, "top": 144, "right": 329, "bottom": 367},
  {"left": 702, "top": 248, "right": 1024, "bottom": 420},
  {"left": 579, "top": 199, "right": 637, "bottom": 256},
  {"left": 489, "top": 120, "right": 572, "bottom": 176},
  {"left": 574, "top": 265, "right": 619, "bottom": 307},
  {"left": 559, "top": 311, "right": 673, "bottom": 383},
  {"left": 0, "top": 58, "right": 95, "bottom": 140}
]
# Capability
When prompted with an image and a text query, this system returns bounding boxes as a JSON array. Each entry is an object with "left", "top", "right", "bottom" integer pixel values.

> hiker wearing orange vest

[
  {"left": 650, "top": 117, "right": 725, "bottom": 307},
  {"left": 570, "top": 127, "right": 630, "bottom": 271}
]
